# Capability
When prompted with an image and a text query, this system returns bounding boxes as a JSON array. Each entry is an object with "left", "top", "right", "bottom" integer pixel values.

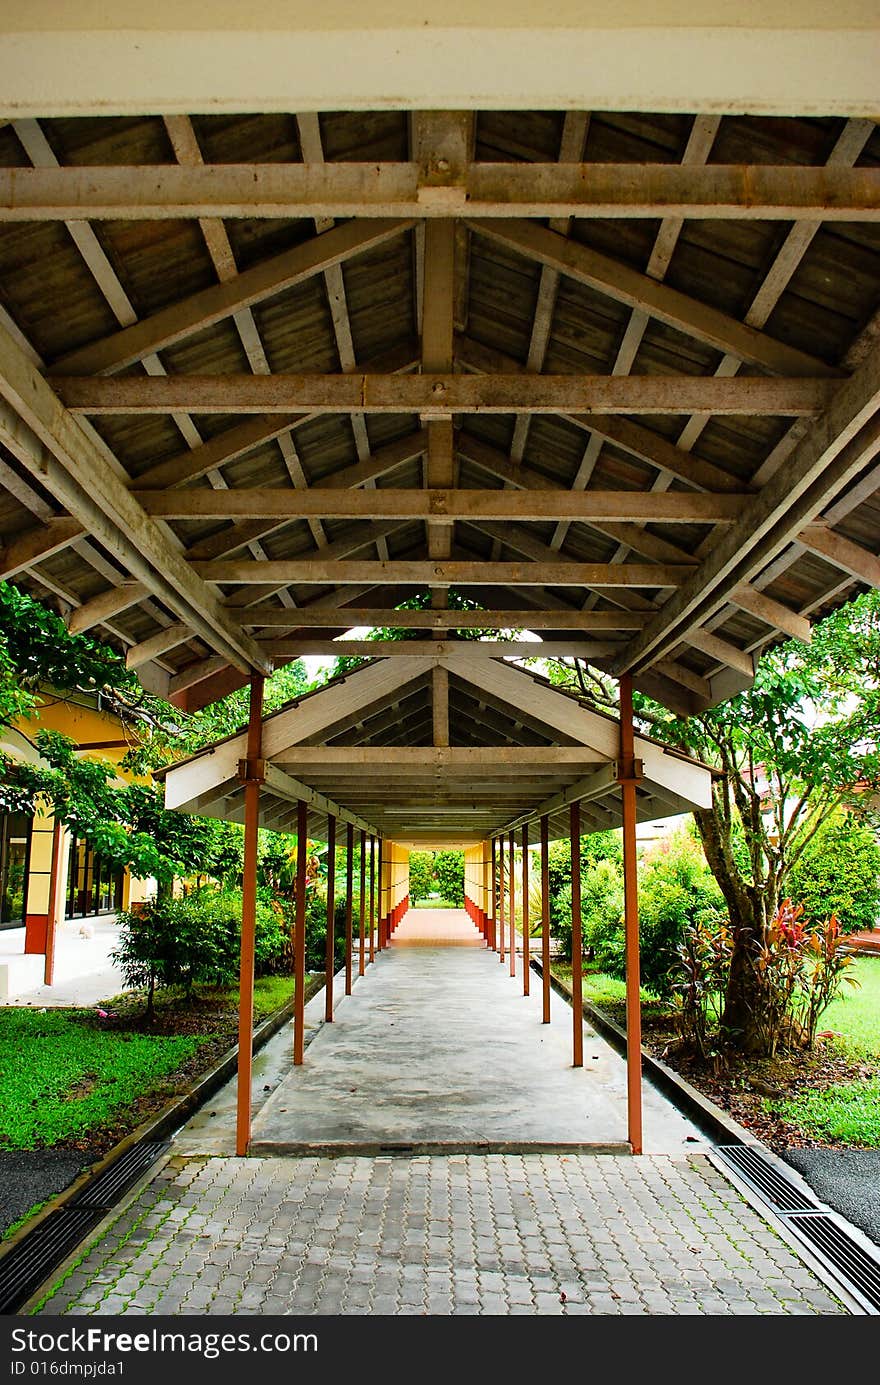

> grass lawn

[
  {"left": 821, "top": 955, "right": 880, "bottom": 1057},
  {"left": 0, "top": 975, "right": 298, "bottom": 1153},
  {"left": 770, "top": 1078, "right": 880, "bottom": 1147},
  {"left": 0, "top": 1009, "right": 203, "bottom": 1150}
]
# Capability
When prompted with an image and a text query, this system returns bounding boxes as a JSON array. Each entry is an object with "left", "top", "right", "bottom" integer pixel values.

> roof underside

[
  {"left": 0, "top": 109, "right": 877, "bottom": 727},
  {"left": 161, "top": 652, "right": 714, "bottom": 846}
]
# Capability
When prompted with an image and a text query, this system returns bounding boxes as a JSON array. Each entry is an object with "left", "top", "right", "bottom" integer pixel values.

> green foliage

[
  {"left": 672, "top": 901, "right": 859, "bottom": 1057},
  {"left": 433, "top": 849, "right": 464, "bottom": 906},
  {"left": 408, "top": 851, "right": 435, "bottom": 902},
  {"left": 769, "top": 1077, "right": 880, "bottom": 1147},
  {"left": 540, "top": 832, "right": 622, "bottom": 944},
  {"left": 0, "top": 581, "right": 143, "bottom": 720},
  {"left": 554, "top": 861, "right": 625, "bottom": 966},
  {"left": 638, "top": 830, "right": 726, "bottom": 1000},
  {"left": 0, "top": 1008, "right": 201, "bottom": 1150},
  {"left": 788, "top": 811, "right": 880, "bottom": 935}
]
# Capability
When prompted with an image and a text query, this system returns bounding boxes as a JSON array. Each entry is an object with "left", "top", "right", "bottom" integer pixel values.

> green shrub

[
  {"left": 637, "top": 830, "right": 726, "bottom": 999},
  {"left": 788, "top": 811, "right": 880, "bottom": 935},
  {"left": 113, "top": 887, "right": 286, "bottom": 1015}
]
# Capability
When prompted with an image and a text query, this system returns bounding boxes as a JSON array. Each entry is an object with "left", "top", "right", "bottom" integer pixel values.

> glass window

[{"left": 0, "top": 812, "right": 33, "bottom": 929}]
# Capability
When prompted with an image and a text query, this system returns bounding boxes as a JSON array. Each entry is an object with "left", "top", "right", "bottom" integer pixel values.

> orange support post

[
  {"left": 508, "top": 831, "right": 516, "bottom": 978},
  {"left": 344, "top": 823, "right": 354, "bottom": 994},
  {"left": 358, "top": 830, "right": 366, "bottom": 976},
  {"left": 236, "top": 674, "right": 264, "bottom": 1157},
  {"left": 619, "top": 673, "right": 644, "bottom": 1155},
  {"left": 324, "top": 814, "right": 336, "bottom": 1022},
  {"left": 570, "top": 799, "right": 584, "bottom": 1068},
  {"left": 541, "top": 814, "right": 550, "bottom": 1023},
  {"left": 43, "top": 820, "right": 64, "bottom": 987},
  {"left": 369, "top": 835, "right": 376, "bottom": 964},
  {"left": 293, "top": 798, "right": 308, "bottom": 1065},
  {"left": 521, "top": 824, "right": 530, "bottom": 996}
]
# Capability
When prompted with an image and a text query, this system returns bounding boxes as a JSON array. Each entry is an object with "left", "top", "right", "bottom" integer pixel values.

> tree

[
  {"left": 408, "top": 851, "right": 434, "bottom": 902},
  {"left": 541, "top": 589, "right": 880, "bottom": 1054},
  {"left": 433, "top": 849, "right": 464, "bottom": 906}
]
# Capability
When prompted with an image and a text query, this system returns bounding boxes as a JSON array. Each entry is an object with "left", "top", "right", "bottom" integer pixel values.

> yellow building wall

[{"left": 5, "top": 689, "right": 155, "bottom": 951}]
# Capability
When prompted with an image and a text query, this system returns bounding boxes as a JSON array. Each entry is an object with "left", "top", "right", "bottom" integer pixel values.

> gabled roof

[{"left": 162, "top": 650, "right": 714, "bottom": 845}]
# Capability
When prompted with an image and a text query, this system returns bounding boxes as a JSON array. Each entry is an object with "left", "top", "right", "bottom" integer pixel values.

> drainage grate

[
  {"left": 716, "top": 1144, "right": 880, "bottom": 1314},
  {"left": 0, "top": 1139, "right": 169, "bottom": 1315},
  {"left": 0, "top": 1208, "right": 102, "bottom": 1314},
  {"left": 73, "top": 1140, "right": 168, "bottom": 1209},
  {"left": 716, "top": 1144, "right": 816, "bottom": 1212},
  {"left": 787, "top": 1213, "right": 880, "bottom": 1313}
]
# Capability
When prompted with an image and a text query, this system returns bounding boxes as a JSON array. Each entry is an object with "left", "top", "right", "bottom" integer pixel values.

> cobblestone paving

[{"left": 37, "top": 1154, "right": 844, "bottom": 1316}]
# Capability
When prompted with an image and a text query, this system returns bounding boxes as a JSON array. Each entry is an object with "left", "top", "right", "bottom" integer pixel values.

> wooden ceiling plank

[
  {"left": 53, "top": 219, "right": 412, "bottom": 377},
  {"left": 615, "top": 353, "right": 880, "bottom": 675},
  {"left": 551, "top": 113, "right": 721, "bottom": 551},
  {"left": 469, "top": 219, "right": 838, "bottom": 379}
]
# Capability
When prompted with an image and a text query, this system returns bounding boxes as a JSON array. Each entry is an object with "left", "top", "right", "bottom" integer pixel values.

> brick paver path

[{"left": 39, "top": 1153, "right": 844, "bottom": 1316}]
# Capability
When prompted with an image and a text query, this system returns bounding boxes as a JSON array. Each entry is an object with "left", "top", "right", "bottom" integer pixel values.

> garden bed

[
  {"left": 0, "top": 973, "right": 319, "bottom": 1235},
  {"left": 553, "top": 955, "right": 880, "bottom": 1156}
]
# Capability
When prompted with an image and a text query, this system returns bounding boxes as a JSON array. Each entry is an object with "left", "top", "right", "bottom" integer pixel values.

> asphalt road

[
  {"left": 0, "top": 1151, "right": 96, "bottom": 1236},
  {"left": 785, "top": 1148, "right": 880, "bottom": 1248}
]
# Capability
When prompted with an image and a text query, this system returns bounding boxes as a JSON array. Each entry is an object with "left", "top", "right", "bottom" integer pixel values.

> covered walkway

[{"left": 249, "top": 907, "right": 701, "bottom": 1154}]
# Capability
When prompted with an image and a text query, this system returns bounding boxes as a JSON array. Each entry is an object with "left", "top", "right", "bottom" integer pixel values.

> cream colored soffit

[{"left": 1, "top": 3, "right": 879, "bottom": 116}]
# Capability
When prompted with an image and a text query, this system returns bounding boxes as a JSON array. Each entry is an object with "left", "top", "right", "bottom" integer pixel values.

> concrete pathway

[
  {"left": 249, "top": 908, "right": 700, "bottom": 1154},
  {"left": 30, "top": 909, "right": 850, "bottom": 1316},
  {"left": 0, "top": 915, "right": 131, "bottom": 1007}
]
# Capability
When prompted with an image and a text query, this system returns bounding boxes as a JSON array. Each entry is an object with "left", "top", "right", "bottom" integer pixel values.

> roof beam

[
  {"left": 2, "top": 163, "right": 878, "bottom": 222},
  {"left": 263, "top": 763, "right": 378, "bottom": 838},
  {"left": 455, "top": 339, "right": 746, "bottom": 493},
  {"left": 0, "top": 516, "right": 84, "bottom": 579},
  {"left": 728, "top": 585, "right": 813, "bottom": 644},
  {"left": 257, "top": 639, "right": 621, "bottom": 660},
  {"left": 799, "top": 523, "right": 880, "bottom": 588},
  {"left": 66, "top": 582, "right": 148, "bottom": 635},
  {"left": 53, "top": 373, "right": 833, "bottom": 417},
  {"left": 191, "top": 558, "right": 688, "bottom": 587},
  {"left": 0, "top": 325, "right": 271, "bottom": 676},
  {"left": 469, "top": 219, "right": 836, "bottom": 378},
  {"left": 134, "top": 487, "right": 748, "bottom": 524},
  {"left": 236, "top": 606, "right": 647, "bottom": 631},
  {"left": 278, "top": 747, "right": 606, "bottom": 768}
]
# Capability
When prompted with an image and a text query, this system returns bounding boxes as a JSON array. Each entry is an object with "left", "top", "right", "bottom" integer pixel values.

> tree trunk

[{"left": 694, "top": 803, "right": 774, "bottom": 1055}]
